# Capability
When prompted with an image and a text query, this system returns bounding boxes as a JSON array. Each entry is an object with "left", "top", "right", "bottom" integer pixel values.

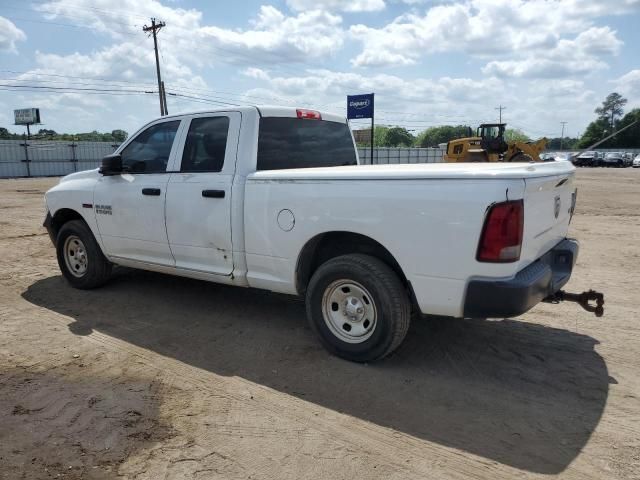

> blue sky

[{"left": 1, "top": 0, "right": 639, "bottom": 139}]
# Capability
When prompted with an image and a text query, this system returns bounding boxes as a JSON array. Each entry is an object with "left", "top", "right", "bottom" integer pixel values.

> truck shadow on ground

[{"left": 22, "top": 269, "right": 611, "bottom": 475}]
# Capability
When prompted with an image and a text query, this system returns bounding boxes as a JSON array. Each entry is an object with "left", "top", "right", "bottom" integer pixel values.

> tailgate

[{"left": 518, "top": 172, "right": 576, "bottom": 271}]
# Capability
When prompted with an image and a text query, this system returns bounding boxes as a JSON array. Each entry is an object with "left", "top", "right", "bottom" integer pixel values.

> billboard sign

[
  {"left": 14, "top": 108, "right": 41, "bottom": 125},
  {"left": 347, "top": 93, "right": 374, "bottom": 119}
]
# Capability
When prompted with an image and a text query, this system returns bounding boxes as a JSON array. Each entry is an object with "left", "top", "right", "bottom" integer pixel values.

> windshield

[
  {"left": 605, "top": 153, "right": 621, "bottom": 158},
  {"left": 479, "top": 126, "right": 501, "bottom": 138}
]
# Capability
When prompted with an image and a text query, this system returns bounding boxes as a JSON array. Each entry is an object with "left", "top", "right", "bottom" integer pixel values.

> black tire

[
  {"left": 56, "top": 220, "right": 112, "bottom": 289},
  {"left": 305, "top": 254, "right": 411, "bottom": 362}
]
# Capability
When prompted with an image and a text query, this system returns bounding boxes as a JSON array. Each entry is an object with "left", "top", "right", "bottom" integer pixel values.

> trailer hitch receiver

[{"left": 544, "top": 289, "right": 604, "bottom": 317}]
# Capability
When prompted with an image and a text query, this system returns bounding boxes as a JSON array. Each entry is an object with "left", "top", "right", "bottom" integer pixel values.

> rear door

[
  {"left": 518, "top": 172, "right": 576, "bottom": 270},
  {"left": 165, "top": 112, "right": 240, "bottom": 275}
]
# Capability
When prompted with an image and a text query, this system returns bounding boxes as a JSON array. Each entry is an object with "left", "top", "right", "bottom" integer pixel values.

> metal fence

[
  {"left": 358, "top": 147, "right": 445, "bottom": 164},
  {"left": 2, "top": 140, "right": 638, "bottom": 178},
  {"left": 0, "top": 141, "right": 445, "bottom": 178},
  {"left": 0, "top": 140, "right": 119, "bottom": 178}
]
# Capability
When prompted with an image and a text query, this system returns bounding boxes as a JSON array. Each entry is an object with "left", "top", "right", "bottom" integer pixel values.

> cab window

[
  {"left": 257, "top": 118, "right": 357, "bottom": 171},
  {"left": 120, "top": 120, "right": 180, "bottom": 173},
  {"left": 181, "top": 117, "right": 230, "bottom": 172}
]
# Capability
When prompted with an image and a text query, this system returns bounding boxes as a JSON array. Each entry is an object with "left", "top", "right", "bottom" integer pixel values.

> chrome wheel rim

[
  {"left": 63, "top": 235, "right": 88, "bottom": 277},
  {"left": 321, "top": 280, "right": 377, "bottom": 344}
]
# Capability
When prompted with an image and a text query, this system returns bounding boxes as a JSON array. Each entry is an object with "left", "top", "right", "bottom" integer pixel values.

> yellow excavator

[{"left": 444, "top": 123, "right": 547, "bottom": 162}]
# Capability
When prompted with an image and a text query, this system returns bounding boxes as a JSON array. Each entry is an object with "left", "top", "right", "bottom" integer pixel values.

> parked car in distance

[
  {"left": 633, "top": 154, "right": 640, "bottom": 168},
  {"left": 623, "top": 152, "right": 635, "bottom": 167},
  {"left": 602, "top": 152, "right": 627, "bottom": 168},
  {"left": 548, "top": 152, "right": 575, "bottom": 162},
  {"left": 574, "top": 150, "right": 600, "bottom": 167}
]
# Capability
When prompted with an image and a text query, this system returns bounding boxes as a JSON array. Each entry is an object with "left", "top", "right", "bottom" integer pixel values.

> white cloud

[
  {"left": 198, "top": 6, "right": 344, "bottom": 63},
  {"left": 482, "top": 27, "right": 623, "bottom": 78},
  {"left": 615, "top": 69, "right": 640, "bottom": 100},
  {"left": 349, "top": 0, "right": 636, "bottom": 71},
  {"left": 4, "top": 1, "right": 346, "bottom": 133},
  {"left": 35, "top": 0, "right": 202, "bottom": 38},
  {"left": 0, "top": 17, "right": 27, "bottom": 53},
  {"left": 286, "top": 0, "right": 385, "bottom": 12},
  {"left": 242, "top": 67, "right": 271, "bottom": 81},
  {"left": 242, "top": 68, "right": 506, "bottom": 121},
  {"left": 35, "top": 2, "right": 345, "bottom": 66}
]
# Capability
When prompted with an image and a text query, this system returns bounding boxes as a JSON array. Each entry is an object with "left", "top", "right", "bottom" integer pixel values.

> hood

[{"left": 59, "top": 168, "right": 100, "bottom": 184}]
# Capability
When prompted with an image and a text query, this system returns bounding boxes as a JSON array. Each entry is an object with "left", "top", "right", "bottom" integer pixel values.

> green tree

[
  {"left": 577, "top": 117, "right": 610, "bottom": 148},
  {"left": 37, "top": 129, "right": 57, "bottom": 137},
  {"left": 546, "top": 137, "right": 579, "bottom": 150},
  {"left": 504, "top": 128, "right": 531, "bottom": 142},
  {"left": 414, "top": 125, "right": 472, "bottom": 147},
  {"left": 613, "top": 108, "right": 640, "bottom": 148},
  {"left": 384, "top": 127, "right": 414, "bottom": 147},
  {"left": 373, "top": 125, "right": 390, "bottom": 147},
  {"left": 111, "top": 129, "right": 128, "bottom": 142},
  {"left": 595, "top": 92, "right": 627, "bottom": 129}
]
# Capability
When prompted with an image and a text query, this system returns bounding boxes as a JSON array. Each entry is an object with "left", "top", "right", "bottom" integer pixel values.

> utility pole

[
  {"left": 161, "top": 81, "right": 168, "bottom": 115},
  {"left": 143, "top": 18, "right": 166, "bottom": 116},
  {"left": 560, "top": 121, "right": 567, "bottom": 150},
  {"left": 495, "top": 105, "right": 506, "bottom": 123}
]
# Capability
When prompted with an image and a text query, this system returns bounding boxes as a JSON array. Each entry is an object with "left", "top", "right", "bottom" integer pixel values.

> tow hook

[{"left": 544, "top": 290, "right": 605, "bottom": 317}]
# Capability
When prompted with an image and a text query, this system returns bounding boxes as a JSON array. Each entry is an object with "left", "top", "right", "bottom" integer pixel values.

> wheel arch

[
  {"left": 50, "top": 208, "right": 86, "bottom": 241},
  {"left": 295, "top": 231, "right": 417, "bottom": 307}
]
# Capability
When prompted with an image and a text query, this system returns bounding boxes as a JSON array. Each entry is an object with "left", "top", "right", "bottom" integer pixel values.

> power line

[
  {"left": 2, "top": 15, "right": 138, "bottom": 36},
  {"left": 0, "top": 5, "right": 141, "bottom": 28}
]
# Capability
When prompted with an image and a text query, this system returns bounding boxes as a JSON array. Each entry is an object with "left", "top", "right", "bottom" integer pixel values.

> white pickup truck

[{"left": 44, "top": 106, "right": 594, "bottom": 362}]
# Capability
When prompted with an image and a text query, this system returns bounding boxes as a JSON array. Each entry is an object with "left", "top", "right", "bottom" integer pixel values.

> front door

[
  {"left": 94, "top": 119, "right": 182, "bottom": 265},
  {"left": 165, "top": 112, "right": 240, "bottom": 275}
]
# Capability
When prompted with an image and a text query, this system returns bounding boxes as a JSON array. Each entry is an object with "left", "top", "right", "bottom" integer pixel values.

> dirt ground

[{"left": 0, "top": 168, "right": 639, "bottom": 480}]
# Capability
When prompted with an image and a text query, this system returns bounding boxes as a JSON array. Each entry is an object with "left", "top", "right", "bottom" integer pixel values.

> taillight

[
  {"left": 477, "top": 200, "right": 524, "bottom": 263},
  {"left": 296, "top": 109, "right": 321, "bottom": 120}
]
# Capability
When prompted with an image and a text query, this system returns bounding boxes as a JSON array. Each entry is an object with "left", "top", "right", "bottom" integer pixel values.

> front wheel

[
  {"left": 305, "top": 254, "right": 411, "bottom": 362},
  {"left": 56, "top": 220, "right": 112, "bottom": 289}
]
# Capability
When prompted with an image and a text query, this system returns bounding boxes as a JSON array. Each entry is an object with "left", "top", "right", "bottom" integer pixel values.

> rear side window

[
  {"left": 257, "top": 118, "right": 357, "bottom": 171},
  {"left": 181, "top": 117, "right": 230, "bottom": 172}
]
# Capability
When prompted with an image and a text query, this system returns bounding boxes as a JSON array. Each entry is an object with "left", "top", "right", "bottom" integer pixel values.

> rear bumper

[{"left": 463, "top": 238, "right": 578, "bottom": 318}]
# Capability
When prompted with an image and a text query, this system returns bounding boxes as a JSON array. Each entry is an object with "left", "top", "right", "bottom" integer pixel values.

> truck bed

[{"left": 248, "top": 161, "right": 575, "bottom": 181}]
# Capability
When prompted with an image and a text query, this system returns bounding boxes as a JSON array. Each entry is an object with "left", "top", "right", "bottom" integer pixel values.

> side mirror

[{"left": 99, "top": 153, "right": 123, "bottom": 176}]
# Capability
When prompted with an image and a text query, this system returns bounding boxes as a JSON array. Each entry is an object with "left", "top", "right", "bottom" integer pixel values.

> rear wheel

[
  {"left": 305, "top": 254, "right": 411, "bottom": 362},
  {"left": 56, "top": 220, "right": 112, "bottom": 289}
]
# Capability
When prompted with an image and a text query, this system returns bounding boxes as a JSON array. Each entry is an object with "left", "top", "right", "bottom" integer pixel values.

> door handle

[
  {"left": 202, "top": 189, "right": 225, "bottom": 198},
  {"left": 142, "top": 188, "right": 161, "bottom": 196}
]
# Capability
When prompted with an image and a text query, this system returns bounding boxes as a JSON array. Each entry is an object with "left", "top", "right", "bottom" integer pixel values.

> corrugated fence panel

[
  {"left": 28, "top": 141, "right": 75, "bottom": 177},
  {"left": 357, "top": 147, "right": 445, "bottom": 165},
  {"left": 0, "top": 140, "right": 29, "bottom": 178},
  {"left": 75, "top": 142, "right": 118, "bottom": 172},
  {"left": 0, "top": 140, "right": 121, "bottom": 177},
  {"left": 5, "top": 142, "right": 638, "bottom": 178}
]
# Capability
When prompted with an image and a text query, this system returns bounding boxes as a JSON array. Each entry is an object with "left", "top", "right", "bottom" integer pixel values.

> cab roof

[{"left": 161, "top": 105, "right": 346, "bottom": 124}]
